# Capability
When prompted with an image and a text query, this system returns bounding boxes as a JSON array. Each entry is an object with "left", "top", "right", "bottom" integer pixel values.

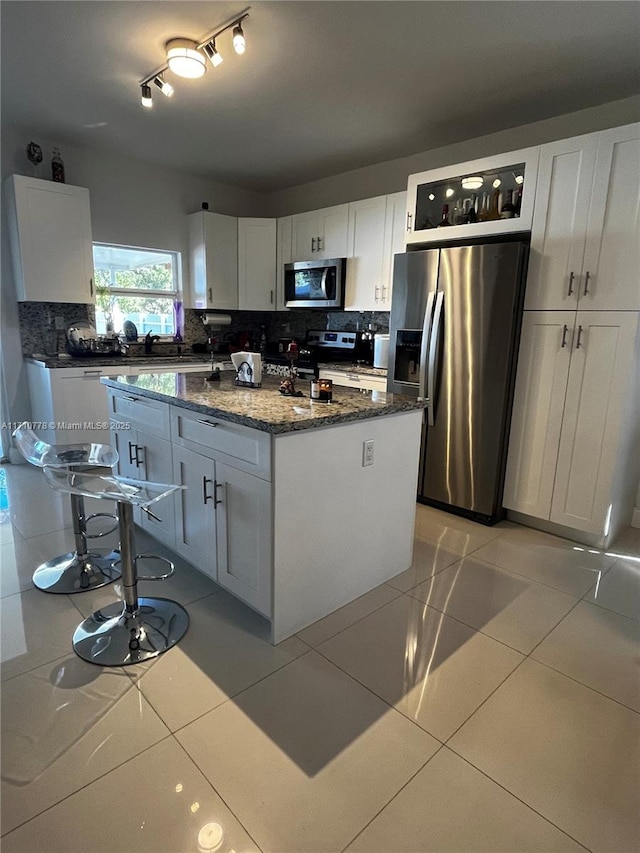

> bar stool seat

[
  {"left": 12, "top": 423, "right": 121, "bottom": 594},
  {"left": 43, "top": 466, "right": 189, "bottom": 666}
]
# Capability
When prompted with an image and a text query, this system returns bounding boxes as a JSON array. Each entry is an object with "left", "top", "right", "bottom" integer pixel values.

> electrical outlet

[
  {"left": 54, "top": 316, "right": 65, "bottom": 330},
  {"left": 362, "top": 439, "right": 374, "bottom": 467}
]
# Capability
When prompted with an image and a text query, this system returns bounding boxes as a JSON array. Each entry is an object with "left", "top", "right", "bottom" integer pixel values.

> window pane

[
  {"left": 95, "top": 296, "right": 176, "bottom": 336},
  {"left": 93, "top": 244, "right": 176, "bottom": 292}
]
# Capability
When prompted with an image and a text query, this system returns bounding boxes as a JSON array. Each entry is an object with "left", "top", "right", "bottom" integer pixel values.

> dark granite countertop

[
  {"left": 26, "top": 354, "right": 212, "bottom": 369},
  {"left": 318, "top": 362, "right": 388, "bottom": 378},
  {"left": 102, "top": 371, "right": 423, "bottom": 435}
]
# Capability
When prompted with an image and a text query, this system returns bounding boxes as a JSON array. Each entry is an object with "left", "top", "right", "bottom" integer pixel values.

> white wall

[
  {"left": 268, "top": 95, "right": 640, "bottom": 216},
  {"left": 0, "top": 128, "right": 268, "bottom": 433}
]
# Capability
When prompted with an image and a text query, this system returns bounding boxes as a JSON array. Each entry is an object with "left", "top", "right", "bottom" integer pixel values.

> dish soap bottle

[{"left": 51, "top": 148, "right": 65, "bottom": 183}]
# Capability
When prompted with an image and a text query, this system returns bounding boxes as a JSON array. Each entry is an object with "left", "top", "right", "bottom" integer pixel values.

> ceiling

[{"left": 2, "top": 1, "right": 639, "bottom": 192}]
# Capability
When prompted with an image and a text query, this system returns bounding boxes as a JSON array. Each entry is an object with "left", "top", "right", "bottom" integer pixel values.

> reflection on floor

[{"left": 1, "top": 461, "right": 639, "bottom": 852}]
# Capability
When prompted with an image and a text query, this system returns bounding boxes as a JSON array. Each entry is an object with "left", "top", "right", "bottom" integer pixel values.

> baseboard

[{"left": 632, "top": 507, "right": 640, "bottom": 529}]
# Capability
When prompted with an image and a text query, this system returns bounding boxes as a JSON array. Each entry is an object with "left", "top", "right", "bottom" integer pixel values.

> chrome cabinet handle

[
  {"left": 374, "top": 286, "right": 381, "bottom": 302},
  {"left": 89, "top": 278, "right": 94, "bottom": 297},
  {"left": 406, "top": 212, "right": 413, "bottom": 232},
  {"left": 583, "top": 271, "right": 590, "bottom": 295},
  {"left": 203, "top": 476, "right": 214, "bottom": 504},
  {"left": 213, "top": 480, "right": 223, "bottom": 507},
  {"left": 561, "top": 324, "right": 569, "bottom": 348},
  {"left": 382, "top": 285, "right": 388, "bottom": 302},
  {"left": 270, "top": 289, "right": 274, "bottom": 304},
  {"left": 208, "top": 287, "right": 213, "bottom": 302},
  {"left": 196, "top": 418, "right": 218, "bottom": 428},
  {"left": 124, "top": 395, "right": 139, "bottom": 402},
  {"left": 311, "top": 237, "right": 316, "bottom": 253},
  {"left": 83, "top": 370, "right": 102, "bottom": 376},
  {"left": 134, "top": 444, "right": 145, "bottom": 467},
  {"left": 317, "top": 236, "right": 323, "bottom": 252},
  {"left": 568, "top": 271, "right": 575, "bottom": 296},
  {"left": 576, "top": 325, "right": 584, "bottom": 349},
  {"left": 128, "top": 441, "right": 136, "bottom": 465}
]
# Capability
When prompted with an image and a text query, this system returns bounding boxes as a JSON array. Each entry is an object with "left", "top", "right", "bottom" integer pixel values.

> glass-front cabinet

[{"left": 405, "top": 147, "right": 540, "bottom": 245}]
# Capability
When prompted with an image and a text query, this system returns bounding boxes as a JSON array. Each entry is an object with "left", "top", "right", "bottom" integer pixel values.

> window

[{"left": 92, "top": 244, "right": 181, "bottom": 337}]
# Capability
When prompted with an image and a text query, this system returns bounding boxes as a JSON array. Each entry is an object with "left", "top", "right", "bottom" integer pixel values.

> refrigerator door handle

[
  {"left": 426, "top": 292, "right": 444, "bottom": 427},
  {"left": 418, "top": 292, "right": 436, "bottom": 400}
]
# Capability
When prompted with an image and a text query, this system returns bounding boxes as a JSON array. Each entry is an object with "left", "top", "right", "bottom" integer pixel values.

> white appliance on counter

[{"left": 373, "top": 334, "right": 390, "bottom": 369}]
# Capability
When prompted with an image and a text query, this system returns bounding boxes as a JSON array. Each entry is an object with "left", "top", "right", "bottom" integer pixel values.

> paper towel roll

[{"left": 202, "top": 313, "right": 232, "bottom": 326}]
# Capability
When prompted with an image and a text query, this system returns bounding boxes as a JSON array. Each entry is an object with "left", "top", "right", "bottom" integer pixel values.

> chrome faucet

[{"left": 144, "top": 331, "right": 161, "bottom": 354}]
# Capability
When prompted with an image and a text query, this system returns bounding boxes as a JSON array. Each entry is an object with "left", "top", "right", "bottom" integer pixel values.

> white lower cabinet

[
  {"left": 318, "top": 368, "right": 387, "bottom": 393},
  {"left": 505, "top": 310, "right": 640, "bottom": 539},
  {"left": 172, "top": 445, "right": 217, "bottom": 577}
]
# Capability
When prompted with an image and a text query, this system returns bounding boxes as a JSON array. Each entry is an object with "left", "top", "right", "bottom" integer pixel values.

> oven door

[{"left": 284, "top": 259, "right": 344, "bottom": 309}]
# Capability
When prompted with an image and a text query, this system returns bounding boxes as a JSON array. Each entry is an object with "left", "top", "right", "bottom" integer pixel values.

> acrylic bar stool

[
  {"left": 12, "top": 423, "right": 121, "bottom": 593},
  {"left": 43, "top": 465, "right": 189, "bottom": 666}
]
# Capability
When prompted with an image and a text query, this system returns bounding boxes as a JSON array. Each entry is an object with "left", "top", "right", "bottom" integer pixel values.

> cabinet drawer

[
  {"left": 108, "top": 390, "right": 170, "bottom": 438},
  {"left": 170, "top": 406, "right": 272, "bottom": 481},
  {"left": 319, "top": 369, "right": 387, "bottom": 393},
  {"left": 128, "top": 363, "right": 209, "bottom": 375}
]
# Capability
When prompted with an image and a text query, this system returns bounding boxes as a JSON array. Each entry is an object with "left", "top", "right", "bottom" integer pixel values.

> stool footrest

[
  {"left": 112, "top": 553, "right": 175, "bottom": 582},
  {"left": 83, "top": 512, "right": 119, "bottom": 539}
]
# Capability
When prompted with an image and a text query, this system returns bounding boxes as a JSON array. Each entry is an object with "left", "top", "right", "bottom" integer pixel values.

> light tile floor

[{"left": 1, "top": 462, "right": 639, "bottom": 853}]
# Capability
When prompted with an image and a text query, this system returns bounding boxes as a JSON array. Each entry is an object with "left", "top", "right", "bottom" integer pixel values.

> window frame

[{"left": 92, "top": 242, "right": 182, "bottom": 339}]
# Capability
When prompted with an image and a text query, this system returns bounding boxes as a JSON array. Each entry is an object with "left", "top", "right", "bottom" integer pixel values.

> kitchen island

[{"left": 103, "top": 370, "right": 425, "bottom": 642}]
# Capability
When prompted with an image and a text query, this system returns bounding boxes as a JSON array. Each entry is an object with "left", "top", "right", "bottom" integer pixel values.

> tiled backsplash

[{"left": 19, "top": 301, "right": 389, "bottom": 356}]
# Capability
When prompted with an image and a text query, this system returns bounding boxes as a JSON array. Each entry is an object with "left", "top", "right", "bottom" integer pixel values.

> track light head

[
  {"left": 154, "top": 75, "right": 174, "bottom": 97},
  {"left": 141, "top": 83, "right": 153, "bottom": 108},
  {"left": 204, "top": 41, "right": 223, "bottom": 68},
  {"left": 232, "top": 23, "right": 246, "bottom": 54}
]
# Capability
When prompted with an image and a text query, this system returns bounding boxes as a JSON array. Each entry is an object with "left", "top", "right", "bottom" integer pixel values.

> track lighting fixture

[
  {"left": 138, "top": 11, "right": 248, "bottom": 107},
  {"left": 232, "top": 23, "right": 246, "bottom": 54},
  {"left": 204, "top": 41, "right": 223, "bottom": 68},
  {"left": 154, "top": 75, "right": 174, "bottom": 97},
  {"left": 140, "top": 84, "right": 152, "bottom": 108}
]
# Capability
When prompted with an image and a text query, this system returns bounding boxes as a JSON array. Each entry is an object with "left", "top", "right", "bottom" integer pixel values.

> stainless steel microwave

[{"left": 284, "top": 258, "right": 346, "bottom": 309}]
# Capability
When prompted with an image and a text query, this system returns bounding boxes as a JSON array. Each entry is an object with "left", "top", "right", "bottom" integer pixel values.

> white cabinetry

[
  {"left": 188, "top": 210, "right": 238, "bottom": 310},
  {"left": 525, "top": 123, "right": 640, "bottom": 311},
  {"left": 6, "top": 175, "right": 94, "bottom": 303},
  {"left": 291, "top": 204, "right": 349, "bottom": 261},
  {"left": 170, "top": 407, "right": 272, "bottom": 615},
  {"left": 504, "top": 311, "right": 640, "bottom": 540},
  {"left": 318, "top": 368, "right": 387, "bottom": 393},
  {"left": 344, "top": 192, "right": 407, "bottom": 310},
  {"left": 26, "top": 363, "right": 111, "bottom": 445},
  {"left": 237, "top": 218, "right": 277, "bottom": 311},
  {"left": 276, "top": 216, "right": 293, "bottom": 310},
  {"left": 405, "top": 147, "right": 539, "bottom": 246}
]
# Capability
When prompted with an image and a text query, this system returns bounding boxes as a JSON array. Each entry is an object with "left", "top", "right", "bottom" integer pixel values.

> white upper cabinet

[
  {"left": 405, "top": 147, "right": 540, "bottom": 245},
  {"left": 237, "top": 218, "right": 277, "bottom": 311},
  {"left": 291, "top": 204, "right": 349, "bottom": 261},
  {"left": 525, "top": 123, "right": 640, "bottom": 311},
  {"left": 344, "top": 191, "right": 407, "bottom": 311},
  {"left": 188, "top": 210, "right": 238, "bottom": 310},
  {"left": 6, "top": 175, "right": 94, "bottom": 303},
  {"left": 276, "top": 216, "right": 293, "bottom": 310},
  {"left": 344, "top": 195, "right": 388, "bottom": 311}
]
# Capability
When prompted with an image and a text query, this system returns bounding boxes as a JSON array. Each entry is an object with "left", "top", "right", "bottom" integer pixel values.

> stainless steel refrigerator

[{"left": 387, "top": 239, "right": 529, "bottom": 524}]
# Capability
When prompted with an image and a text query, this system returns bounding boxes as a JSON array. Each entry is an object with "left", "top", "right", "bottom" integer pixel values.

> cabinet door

[
  {"left": 380, "top": 191, "right": 407, "bottom": 308},
  {"left": 318, "top": 204, "right": 349, "bottom": 258},
  {"left": 503, "top": 312, "right": 574, "bottom": 518},
  {"left": 551, "top": 311, "right": 639, "bottom": 534},
  {"left": 111, "top": 427, "right": 140, "bottom": 480},
  {"left": 136, "top": 432, "right": 175, "bottom": 547},
  {"left": 580, "top": 123, "right": 640, "bottom": 311},
  {"left": 215, "top": 462, "right": 272, "bottom": 617},
  {"left": 238, "top": 218, "right": 277, "bottom": 311},
  {"left": 344, "top": 196, "right": 387, "bottom": 311},
  {"left": 189, "top": 211, "right": 238, "bottom": 310},
  {"left": 292, "top": 210, "right": 320, "bottom": 261},
  {"left": 172, "top": 445, "right": 217, "bottom": 579},
  {"left": 525, "top": 134, "right": 598, "bottom": 310},
  {"left": 51, "top": 369, "right": 111, "bottom": 445},
  {"left": 7, "top": 175, "right": 94, "bottom": 303},
  {"left": 276, "top": 216, "right": 293, "bottom": 310}
]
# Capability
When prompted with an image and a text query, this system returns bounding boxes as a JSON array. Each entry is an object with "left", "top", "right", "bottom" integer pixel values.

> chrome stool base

[
  {"left": 33, "top": 551, "right": 121, "bottom": 594},
  {"left": 72, "top": 597, "right": 189, "bottom": 666}
]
